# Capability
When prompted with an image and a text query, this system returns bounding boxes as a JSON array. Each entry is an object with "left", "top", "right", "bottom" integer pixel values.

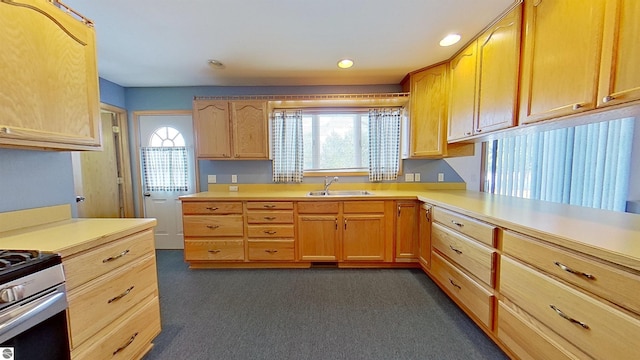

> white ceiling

[{"left": 62, "top": 0, "right": 515, "bottom": 88}]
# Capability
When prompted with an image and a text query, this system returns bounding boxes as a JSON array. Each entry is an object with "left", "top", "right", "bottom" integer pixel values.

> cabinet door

[
  {"left": 598, "top": 0, "right": 640, "bottom": 107},
  {"left": 193, "top": 100, "right": 231, "bottom": 158},
  {"left": 395, "top": 201, "right": 419, "bottom": 261},
  {"left": 297, "top": 215, "right": 339, "bottom": 261},
  {"left": 230, "top": 100, "right": 268, "bottom": 159},
  {"left": 409, "top": 64, "right": 448, "bottom": 157},
  {"left": 448, "top": 41, "right": 477, "bottom": 141},
  {"left": 476, "top": 5, "right": 521, "bottom": 134},
  {"left": 418, "top": 204, "right": 432, "bottom": 269},
  {"left": 519, "top": 0, "right": 606, "bottom": 124},
  {"left": 343, "top": 214, "right": 385, "bottom": 261},
  {"left": 0, "top": 0, "right": 100, "bottom": 150}
]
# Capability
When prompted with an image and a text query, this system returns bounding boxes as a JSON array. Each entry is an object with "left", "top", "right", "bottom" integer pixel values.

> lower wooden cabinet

[
  {"left": 418, "top": 203, "right": 432, "bottom": 269},
  {"left": 395, "top": 201, "right": 419, "bottom": 262},
  {"left": 248, "top": 240, "right": 295, "bottom": 261},
  {"left": 184, "top": 239, "right": 245, "bottom": 261}
]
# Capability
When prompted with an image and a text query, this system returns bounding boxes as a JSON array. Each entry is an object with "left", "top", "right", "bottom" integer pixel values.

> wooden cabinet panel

[
  {"left": 248, "top": 240, "right": 295, "bottom": 261},
  {"left": 476, "top": 4, "right": 521, "bottom": 133},
  {"left": 193, "top": 100, "right": 231, "bottom": 158},
  {"left": 519, "top": 0, "right": 606, "bottom": 123},
  {"left": 395, "top": 201, "right": 419, "bottom": 261},
  {"left": 247, "top": 224, "right": 295, "bottom": 238},
  {"left": 182, "top": 201, "right": 243, "bottom": 215},
  {"left": 432, "top": 207, "right": 496, "bottom": 246},
  {"left": 418, "top": 204, "right": 432, "bottom": 269},
  {"left": 431, "top": 252, "right": 494, "bottom": 328},
  {"left": 503, "top": 230, "right": 640, "bottom": 315},
  {"left": 500, "top": 256, "right": 640, "bottom": 360},
  {"left": 184, "top": 239, "right": 245, "bottom": 261},
  {"left": 343, "top": 201, "right": 385, "bottom": 213},
  {"left": 230, "top": 101, "right": 268, "bottom": 159},
  {"left": 182, "top": 215, "right": 244, "bottom": 237},
  {"left": 343, "top": 214, "right": 385, "bottom": 261},
  {"left": 297, "top": 201, "right": 340, "bottom": 214},
  {"left": 448, "top": 42, "right": 478, "bottom": 141},
  {"left": 0, "top": 0, "right": 100, "bottom": 150},
  {"left": 297, "top": 215, "right": 339, "bottom": 261},
  {"left": 598, "top": 0, "right": 640, "bottom": 107},
  {"left": 432, "top": 223, "right": 495, "bottom": 287},
  {"left": 246, "top": 201, "right": 294, "bottom": 210},
  {"left": 247, "top": 211, "right": 294, "bottom": 224}
]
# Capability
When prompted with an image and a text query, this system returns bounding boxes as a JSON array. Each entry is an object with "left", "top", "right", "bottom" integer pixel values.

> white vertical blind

[
  {"left": 368, "top": 108, "right": 401, "bottom": 181},
  {"left": 485, "top": 118, "right": 634, "bottom": 211},
  {"left": 271, "top": 109, "right": 304, "bottom": 183}
]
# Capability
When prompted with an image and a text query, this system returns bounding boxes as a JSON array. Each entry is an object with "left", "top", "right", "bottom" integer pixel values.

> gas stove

[{"left": 0, "top": 250, "right": 62, "bottom": 285}]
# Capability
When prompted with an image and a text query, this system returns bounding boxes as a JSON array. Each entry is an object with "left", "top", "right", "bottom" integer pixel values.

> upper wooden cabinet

[
  {"left": 193, "top": 99, "right": 268, "bottom": 159},
  {"left": 0, "top": 0, "right": 101, "bottom": 150},
  {"left": 598, "top": 0, "right": 640, "bottom": 107},
  {"left": 519, "top": 0, "right": 606, "bottom": 124},
  {"left": 448, "top": 42, "right": 478, "bottom": 141}
]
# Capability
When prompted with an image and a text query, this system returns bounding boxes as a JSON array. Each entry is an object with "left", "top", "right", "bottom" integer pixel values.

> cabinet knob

[
  {"left": 572, "top": 103, "right": 583, "bottom": 111},
  {"left": 602, "top": 95, "right": 615, "bottom": 103},
  {"left": 464, "top": 132, "right": 472, "bottom": 136},
  {"left": 0, "top": 127, "right": 10, "bottom": 134},
  {"left": 475, "top": 129, "right": 482, "bottom": 133}
]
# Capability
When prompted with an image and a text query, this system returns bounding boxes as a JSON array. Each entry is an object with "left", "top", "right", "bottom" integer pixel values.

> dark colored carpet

[{"left": 143, "top": 250, "right": 507, "bottom": 360}]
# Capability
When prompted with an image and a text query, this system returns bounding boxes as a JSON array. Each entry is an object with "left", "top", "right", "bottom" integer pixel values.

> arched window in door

[{"left": 141, "top": 126, "right": 189, "bottom": 192}]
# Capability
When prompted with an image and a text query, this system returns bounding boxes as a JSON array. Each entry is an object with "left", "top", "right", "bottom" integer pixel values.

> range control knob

[{"left": 0, "top": 285, "right": 26, "bottom": 303}]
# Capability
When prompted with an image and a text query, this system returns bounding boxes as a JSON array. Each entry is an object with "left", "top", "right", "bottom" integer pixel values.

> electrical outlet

[
  {"left": 405, "top": 173, "right": 414, "bottom": 182},
  {"left": 231, "top": 174, "right": 238, "bottom": 183},
  {"left": 414, "top": 173, "right": 421, "bottom": 182},
  {"left": 207, "top": 175, "right": 217, "bottom": 184},
  {"left": 438, "top": 173, "right": 444, "bottom": 182},
  {"left": 229, "top": 185, "right": 238, "bottom": 192}
]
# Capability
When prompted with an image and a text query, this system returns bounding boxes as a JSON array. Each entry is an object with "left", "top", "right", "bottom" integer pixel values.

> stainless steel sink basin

[{"left": 307, "top": 190, "right": 375, "bottom": 196}]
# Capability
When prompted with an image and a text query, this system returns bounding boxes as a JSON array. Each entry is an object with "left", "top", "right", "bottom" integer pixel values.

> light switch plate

[
  {"left": 405, "top": 173, "right": 414, "bottom": 182},
  {"left": 229, "top": 185, "right": 238, "bottom": 192},
  {"left": 414, "top": 173, "right": 421, "bottom": 182},
  {"left": 438, "top": 173, "right": 444, "bottom": 182},
  {"left": 231, "top": 175, "right": 238, "bottom": 183},
  {"left": 207, "top": 175, "right": 217, "bottom": 183}
]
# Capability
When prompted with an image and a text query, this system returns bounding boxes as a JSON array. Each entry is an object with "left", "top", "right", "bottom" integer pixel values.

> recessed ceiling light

[
  {"left": 337, "top": 59, "right": 354, "bottom": 69},
  {"left": 207, "top": 59, "right": 225, "bottom": 69},
  {"left": 439, "top": 34, "right": 461, "bottom": 47}
]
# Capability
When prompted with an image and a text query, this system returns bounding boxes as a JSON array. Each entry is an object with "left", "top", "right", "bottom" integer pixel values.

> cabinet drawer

[
  {"left": 497, "top": 301, "right": 587, "bottom": 360},
  {"left": 71, "top": 296, "right": 161, "bottom": 360},
  {"left": 67, "top": 255, "right": 159, "bottom": 349},
  {"left": 432, "top": 223, "right": 495, "bottom": 287},
  {"left": 247, "top": 201, "right": 293, "bottom": 210},
  {"left": 433, "top": 207, "right": 496, "bottom": 246},
  {"left": 431, "top": 252, "right": 494, "bottom": 328},
  {"left": 182, "top": 201, "right": 243, "bottom": 214},
  {"left": 184, "top": 239, "right": 244, "bottom": 261},
  {"left": 247, "top": 225, "right": 294, "bottom": 238},
  {"left": 247, "top": 211, "right": 294, "bottom": 224},
  {"left": 503, "top": 230, "right": 640, "bottom": 315},
  {"left": 183, "top": 215, "right": 243, "bottom": 237},
  {"left": 343, "top": 201, "right": 385, "bottom": 213},
  {"left": 297, "top": 201, "right": 339, "bottom": 214},
  {"left": 63, "top": 229, "right": 154, "bottom": 291},
  {"left": 248, "top": 240, "right": 295, "bottom": 261},
  {"left": 500, "top": 256, "right": 640, "bottom": 360}
]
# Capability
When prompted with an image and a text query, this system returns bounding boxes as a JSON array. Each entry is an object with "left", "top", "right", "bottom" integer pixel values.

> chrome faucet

[{"left": 323, "top": 176, "right": 339, "bottom": 193}]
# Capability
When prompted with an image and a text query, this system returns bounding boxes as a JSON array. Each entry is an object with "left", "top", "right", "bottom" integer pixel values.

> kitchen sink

[{"left": 307, "top": 190, "right": 375, "bottom": 196}]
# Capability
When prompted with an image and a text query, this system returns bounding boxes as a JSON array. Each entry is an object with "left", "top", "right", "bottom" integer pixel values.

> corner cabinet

[
  {"left": 193, "top": 99, "right": 268, "bottom": 159},
  {"left": 0, "top": 0, "right": 101, "bottom": 150}
]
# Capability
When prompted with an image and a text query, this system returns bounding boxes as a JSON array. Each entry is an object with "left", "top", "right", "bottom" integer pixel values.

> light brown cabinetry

[
  {"left": 297, "top": 202, "right": 340, "bottom": 261},
  {"left": 0, "top": 0, "right": 101, "bottom": 150},
  {"left": 598, "top": 0, "right": 640, "bottom": 107},
  {"left": 247, "top": 201, "right": 295, "bottom": 261},
  {"left": 395, "top": 201, "right": 419, "bottom": 262},
  {"left": 448, "top": 42, "right": 478, "bottom": 141},
  {"left": 193, "top": 100, "right": 268, "bottom": 159},
  {"left": 183, "top": 201, "right": 245, "bottom": 262},
  {"left": 418, "top": 203, "right": 432, "bottom": 269},
  {"left": 343, "top": 201, "right": 387, "bottom": 262},
  {"left": 519, "top": 0, "right": 606, "bottom": 123},
  {"left": 64, "top": 229, "right": 160, "bottom": 359}
]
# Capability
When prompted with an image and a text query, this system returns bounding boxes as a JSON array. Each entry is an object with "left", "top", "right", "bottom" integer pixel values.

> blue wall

[{"left": 99, "top": 78, "right": 126, "bottom": 108}]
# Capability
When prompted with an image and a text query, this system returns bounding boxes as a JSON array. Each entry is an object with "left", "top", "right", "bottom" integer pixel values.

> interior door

[{"left": 139, "top": 114, "right": 195, "bottom": 249}]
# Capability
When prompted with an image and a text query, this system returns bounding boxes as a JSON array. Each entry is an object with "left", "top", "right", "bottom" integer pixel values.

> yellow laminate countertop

[
  {"left": 0, "top": 217, "right": 157, "bottom": 258},
  {"left": 181, "top": 188, "right": 640, "bottom": 271}
]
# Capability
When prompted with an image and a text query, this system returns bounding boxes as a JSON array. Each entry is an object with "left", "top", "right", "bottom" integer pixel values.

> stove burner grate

[{"left": 0, "top": 250, "right": 40, "bottom": 269}]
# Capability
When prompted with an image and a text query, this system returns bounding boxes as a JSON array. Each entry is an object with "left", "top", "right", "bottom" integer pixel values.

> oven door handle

[{"left": 0, "top": 286, "right": 67, "bottom": 344}]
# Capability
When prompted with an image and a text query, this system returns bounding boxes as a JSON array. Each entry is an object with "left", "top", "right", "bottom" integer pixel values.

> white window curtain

[
  {"left": 271, "top": 109, "right": 304, "bottom": 183},
  {"left": 485, "top": 117, "right": 635, "bottom": 211},
  {"left": 368, "top": 108, "right": 401, "bottom": 182},
  {"left": 141, "top": 146, "right": 189, "bottom": 191}
]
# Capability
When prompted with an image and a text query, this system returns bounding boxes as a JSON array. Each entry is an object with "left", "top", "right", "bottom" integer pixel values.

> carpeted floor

[{"left": 143, "top": 250, "right": 508, "bottom": 360}]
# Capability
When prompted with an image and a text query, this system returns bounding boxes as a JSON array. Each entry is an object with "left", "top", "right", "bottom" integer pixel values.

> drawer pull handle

[
  {"left": 205, "top": 207, "right": 219, "bottom": 211},
  {"left": 449, "top": 245, "right": 463, "bottom": 255},
  {"left": 265, "top": 249, "right": 279, "bottom": 254},
  {"left": 448, "top": 279, "right": 461, "bottom": 290},
  {"left": 108, "top": 286, "right": 135, "bottom": 304},
  {"left": 206, "top": 225, "right": 220, "bottom": 229},
  {"left": 451, "top": 220, "right": 464, "bottom": 227},
  {"left": 264, "top": 216, "right": 276, "bottom": 221},
  {"left": 554, "top": 262, "right": 595, "bottom": 280},
  {"left": 263, "top": 204, "right": 276, "bottom": 208},
  {"left": 209, "top": 249, "right": 221, "bottom": 254},
  {"left": 102, "top": 249, "right": 130, "bottom": 263},
  {"left": 603, "top": 95, "right": 615, "bottom": 103},
  {"left": 113, "top": 332, "right": 139, "bottom": 355},
  {"left": 549, "top": 305, "right": 590, "bottom": 329},
  {"left": 264, "top": 230, "right": 277, "bottom": 235}
]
